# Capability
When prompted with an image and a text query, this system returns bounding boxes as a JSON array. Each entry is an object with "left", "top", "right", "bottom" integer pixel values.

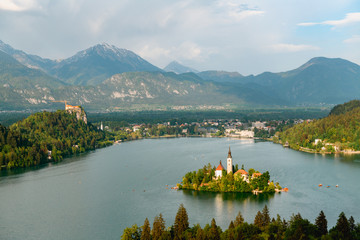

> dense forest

[
  {"left": 0, "top": 110, "right": 113, "bottom": 169},
  {"left": 179, "top": 164, "right": 281, "bottom": 193},
  {"left": 121, "top": 204, "right": 360, "bottom": 240},
  {"left": 275, "top": 100, "right": 360, "bottom": 152}
]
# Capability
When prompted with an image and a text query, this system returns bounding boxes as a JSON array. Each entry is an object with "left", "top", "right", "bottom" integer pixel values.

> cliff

[{"left": 65, "top": 105, "right": 88, "bottom": 124}]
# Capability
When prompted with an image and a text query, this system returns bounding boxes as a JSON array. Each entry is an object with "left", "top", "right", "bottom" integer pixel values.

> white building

[
  {"left": 227, "top": 147, "right": 233, "bottom": 174},
  {"left": 215, "top": 161, "right": 224, "bottom": 179}
]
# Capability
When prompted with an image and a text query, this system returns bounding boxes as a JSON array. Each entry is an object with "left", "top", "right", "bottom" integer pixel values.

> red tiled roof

[
  {"left": 216, "top": 162, "right": 224, "bottom": 171},
  {"left": 235, "top": 169, "right": 248, "bottom": 175},
  {"left": 252, "top": 172, "right": 262, "bottom": 178}
]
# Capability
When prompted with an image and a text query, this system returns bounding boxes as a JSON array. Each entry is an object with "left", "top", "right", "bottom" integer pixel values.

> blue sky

[{"left": 0, "top": 0, "right": 359, "bottom": 75}]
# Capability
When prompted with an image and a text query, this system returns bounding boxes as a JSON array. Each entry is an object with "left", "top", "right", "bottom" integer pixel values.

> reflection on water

[
  {"left": 0, "top": 151, "right": 92, "bottom": 179},
  {"left": 229, "top": 138, "right": 255, "bottom": 145},
  {"left": 182, "top": 190, "right": 275, "bottom": 203},
  {"left": 338, "top": 154, "right": 360, "bottom": 164},
  {"left": 182, "top": 190, "right": 275, "bottom": 222}
]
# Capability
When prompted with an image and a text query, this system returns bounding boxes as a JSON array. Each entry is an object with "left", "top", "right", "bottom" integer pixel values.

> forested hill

[
  {"left": 329, "top": 100, "right": 360, "bottom": 116},
  {"left": 0, "top": 110, "right": 113, "bottom": 169},
  {"left": 276, "top": 100, "right": 360, "bottom": 152}
]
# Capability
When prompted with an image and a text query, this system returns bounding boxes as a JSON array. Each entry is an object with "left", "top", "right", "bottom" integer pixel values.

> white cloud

[
  {"left": 215, "top": 0, "right": 264, "bottom": 21},
  {"left": 298, "top": 12, "right": 360, "bottom": 27},
  {"left": 0, "top": 0, "right": 39, "bottom": 11},
  {"left": 138, "top": 41, "right": 216, "bottom": 68},
  {"left": 344, "top": 35, "right": 360, "bottom": 44},
  {"left": 138, "top": 45, "right": 171, "bottom": 61},
  {"left": 270, "top": 43, "right": 320, "bottom": 52},
  {"left": 229, "top": 9, "right": 264, "bottom": 21}
]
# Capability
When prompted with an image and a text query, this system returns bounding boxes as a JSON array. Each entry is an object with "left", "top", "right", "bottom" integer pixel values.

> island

[{"left": 178, "top": 147, "right": 284, "bottom": 194}]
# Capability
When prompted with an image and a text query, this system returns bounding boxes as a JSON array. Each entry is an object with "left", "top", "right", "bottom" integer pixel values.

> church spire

[{"left": 228, "top": 146, "right": 232, "bottom": 158}]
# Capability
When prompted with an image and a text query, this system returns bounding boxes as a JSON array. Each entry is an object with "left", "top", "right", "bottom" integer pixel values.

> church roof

[
  {"left": 228, "top": 146, "right": 232, "bottom": 158},
  {"left": 216, "top": 161, "right": 224, "bottom": 171}
]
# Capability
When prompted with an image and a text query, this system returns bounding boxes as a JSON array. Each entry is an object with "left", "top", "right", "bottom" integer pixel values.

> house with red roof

[
  {"left": 252, "top": 172, "right": 262, "bottom": 178},
  {"left": 234, "top": 169, "right": 249, "bottom": 182},
  {"left": 215, "top": 160, "right": 224, "bottom": 179}
]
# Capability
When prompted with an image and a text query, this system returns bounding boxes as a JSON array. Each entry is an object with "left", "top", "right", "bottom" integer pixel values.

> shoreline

[{"left": 274, "top": 141, "right": 360, "bottom": 155}]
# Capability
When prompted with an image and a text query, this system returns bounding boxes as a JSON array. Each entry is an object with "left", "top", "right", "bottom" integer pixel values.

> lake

[{"left": 1, "top": 137, "right": 360, "bottom": 239}]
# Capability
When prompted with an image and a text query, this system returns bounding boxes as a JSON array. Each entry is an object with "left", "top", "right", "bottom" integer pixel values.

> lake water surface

[{"left": 1, "top": 138, "right": 360, "bottom": 239}]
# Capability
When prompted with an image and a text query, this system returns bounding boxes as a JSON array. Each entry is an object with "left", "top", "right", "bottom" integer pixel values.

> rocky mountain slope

[
  {"left": 49, "top": 43, "right": 162, "bottom": 85},
  {"left": 1, "top": 39, "right": 360, "bottom": 111}
]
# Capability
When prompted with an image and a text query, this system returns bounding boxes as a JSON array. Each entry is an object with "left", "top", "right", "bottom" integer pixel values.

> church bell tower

[{"left": 227, "top": 146, "right": 233, "bottom": 174}]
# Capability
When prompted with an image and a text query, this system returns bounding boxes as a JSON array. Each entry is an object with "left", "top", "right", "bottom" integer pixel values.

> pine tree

[
  {"left": 254, "top": 211, "right": 263, "bottom": 228},
  {"left": 195, "top": 227, "right": 205, "bottom": 240},
  {"left": 141, "top": 218, "right": 151, "bottom": 240},
  {"left": 335, "top": 212, "right": 350, "bottom": 240},
  {"left": 209, "top": 218, "right": 220, "bottom": 240},
  {"left": 228, "top": 221, "right": 235, "bottom": 229},
  {"left": 315, "top": 211, "right": 327, "bottom": 236},
  {"left": 234, "top": 211, "right": 244, "bottom": 227},
  {"left": 152, "top": 214, "right": 165, "bottom": 240},
  {"left": 262, "top": 205, "right": 270, "bottom": 227},
  {"left": 228, "top": 221, "right": 235, "bottom": 240},
  {"left": 174, "top": 204, "right": 189, "bottom": 240},
  {"left": 349, "top": 216, "right": 355, "bottom": 232}
]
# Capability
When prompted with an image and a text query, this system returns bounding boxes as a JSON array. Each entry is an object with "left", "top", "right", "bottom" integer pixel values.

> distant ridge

[
  {"left": 2, "top": 39, "right": 360, "bottom": 110},
  {"left": 0, "top": 39, "right": 57, "bottom": 71},
  {"left": 240, "top": 57, "right": 360, "bottom": 104},
  {"left": 164, "top": 61, "right": 199, "bottom": 74},
  {"left": 197, "top": 70, "right": 244, "bottom": 83},
  {"left": 0, "top": 50, "right": 64, "bottom": 89},
  {"left": 0, "top": 40, "right": 162, "bottom": 86}
]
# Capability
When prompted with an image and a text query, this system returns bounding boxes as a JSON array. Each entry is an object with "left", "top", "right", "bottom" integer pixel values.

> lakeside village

[
  {"left": 107, "top": 118, "right": 310, "bottom": 142},
  {"left": 176, "top": 147, "right": 288, "bottom": 194}
]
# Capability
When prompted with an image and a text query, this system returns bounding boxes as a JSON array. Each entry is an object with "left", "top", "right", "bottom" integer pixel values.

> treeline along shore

[{"left": 121, "top": 204, "right": 360, "bottom": 240}]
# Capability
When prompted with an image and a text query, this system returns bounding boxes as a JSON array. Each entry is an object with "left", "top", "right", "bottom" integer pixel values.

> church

[{"left": 215, "top": 147, "right": 233, "bottom": 179}]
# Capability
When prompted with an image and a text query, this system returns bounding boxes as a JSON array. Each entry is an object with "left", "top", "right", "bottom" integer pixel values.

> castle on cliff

[{"left": 65, "top": 104, "right": 88, "bottom": 124}]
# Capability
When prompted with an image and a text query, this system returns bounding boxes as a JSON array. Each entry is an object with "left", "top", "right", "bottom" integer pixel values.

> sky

[{"left": 0, "top": 0, "right": 360, "bottom": 75}]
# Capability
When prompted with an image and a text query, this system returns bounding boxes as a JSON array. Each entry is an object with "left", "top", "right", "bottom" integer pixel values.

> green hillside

[
  {"left": 0, "top": 110, "right": 113, "bottom": 169},
  {"left": 276, "top": 100, "right": 360, "bottom": 152},
  {"left": 329, "top": 100, "right": 360, "bottom": 116}
]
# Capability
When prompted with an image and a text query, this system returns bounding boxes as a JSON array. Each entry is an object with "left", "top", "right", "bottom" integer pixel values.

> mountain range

[{"left": 1, "top": 39, "right": 360, "bottom": 111}]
